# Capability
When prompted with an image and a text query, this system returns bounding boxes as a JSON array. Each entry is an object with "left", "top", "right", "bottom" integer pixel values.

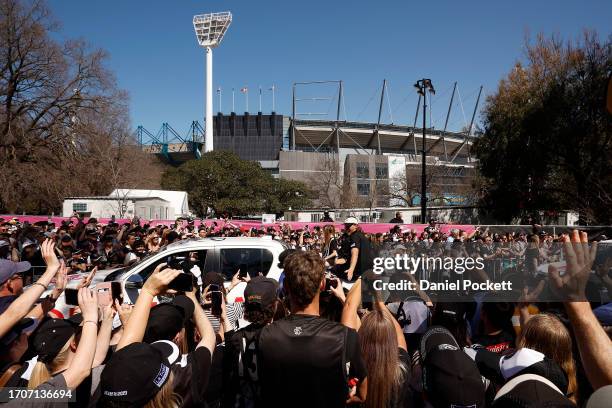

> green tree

[
  {"left": 161, "top": 151, "right": 312, "bottom": 217},
  {"left": 474, "top": 32, "right": 612, "bottom": 224}
]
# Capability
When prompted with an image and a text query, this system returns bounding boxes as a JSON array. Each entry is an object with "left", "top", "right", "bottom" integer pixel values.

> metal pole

[
  {"left": 421, "top": 82, "right": 427, "bottom": 223},
  {"left": 376, "top": 79, "right": 386, "bottom": 155},
  {"left": 271, "top": 84, "right": 276, "bottom": 112},
  {"left": 232, "top": 88, "right": 235, "bottom": 112},
  {"left": 245, "top": 89, "right": 249, "bottom": 113},
  {"left": 413, "top": 94, "right": 421, "bottom": 155},
  {"left": 467, "top": 85, "right": 483, "bottom": 162},
  {"left": 442, "top": 82, "right": 457, "bottom": 161},
  {"left": 259, "top": 86, "right": 262, "bottom": 113},
  {"left": 217, "top": 88, "right": 222, "bottom": 113},
  {"left": 467, "top": 85, "right": 483, "bottom": 136},
  {"left": 292, "top": 83, "right": 296, "bottom": 151},
  {"left": 205, "top": 47, "right": 213, "bottom": 152},
  {"left": 336, "top": 81, "right": 343, "bottom": 174}
]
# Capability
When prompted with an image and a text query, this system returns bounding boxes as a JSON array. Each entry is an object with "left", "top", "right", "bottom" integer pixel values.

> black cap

[
  {"left": 100, "top": 341, "right": 180, "bottom": 406},
  {"left": 244, "top": 276, "right": 278, "bottom": 309},
  {"left": 32, "top": 318, "right": 78, "bottom": 363},
  {"left": 492, "top": 374, "right": 574, "bottom": 407},
  {"left": 61, "top": 234, "right": 73, "bottom": 242},
  {"left": 143, "top": 304, "right": 186, "bottom": 343},
  {"left": 420, "top": 326, "right": 485, "bottom": 408},
  {"left": 172, "top": 295, "right": 195, "bottom": 323}
]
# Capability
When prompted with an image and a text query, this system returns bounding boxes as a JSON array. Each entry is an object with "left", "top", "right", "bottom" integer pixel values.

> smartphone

[
  {"left": 325, "top": 277, "right": 338, "bottom": 291},
  {"left": 239, "top": 264, "right": 248, "bottom": 279},
  {"left": 167, "top": 272, "right": 194, "bottom": 292},
  {"left": 65, "top": 288, "right": 79, "bottom": 306},
  {"left": 96, "top": 282, "right": 114, "bottom": 306},
  {"left": 211, "top": 289, "right": 222, "bottom": 317}
]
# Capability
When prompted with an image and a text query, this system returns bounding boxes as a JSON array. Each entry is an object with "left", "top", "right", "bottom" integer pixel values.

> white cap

[{"left": 344, "top": 217, "right": 359, "bottom": 225}]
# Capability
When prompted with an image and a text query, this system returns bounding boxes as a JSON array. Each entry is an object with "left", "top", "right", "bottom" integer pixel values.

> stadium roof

[{"left": 291, "top": 119, "right": 475, "bottom": 159}]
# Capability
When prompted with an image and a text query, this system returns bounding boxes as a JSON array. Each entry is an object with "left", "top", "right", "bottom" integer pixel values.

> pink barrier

[{"left": 1, "top": 215, "right": 476, "bottom": 235}]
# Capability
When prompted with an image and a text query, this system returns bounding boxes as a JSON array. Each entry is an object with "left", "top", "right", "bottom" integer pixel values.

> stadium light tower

[{"left": 193, "top": 12, "right": 232, "bottom": 152}]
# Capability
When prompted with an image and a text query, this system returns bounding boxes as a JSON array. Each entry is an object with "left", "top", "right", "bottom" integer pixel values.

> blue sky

[{"left": 48, "top": 0, "right": 611, "bottom": 135}]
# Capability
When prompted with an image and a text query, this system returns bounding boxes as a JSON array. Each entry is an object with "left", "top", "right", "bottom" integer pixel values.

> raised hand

[
  {"left": 41, "top": 238, "right": 60, "bottom": 272},
  {"left": 78, "top": 288, "right": 99, "bottom": 323},
  {"left": 142, "top": 263, "right": 181, "bottom": 297},
  {"left": 114, "top": 299, "right": 133, "bottom": 326},
  {"left": 51, "top": 260, "right": 68, "bottom": 300},
  {"left": 548, "top": 230, "right": 597, "bottom": 301},
  {"left": 329, "top": 278, "right": 346, "bottom": 302},
  {"left": 77, "top": 266, "right": 98, "bottom": 289}
]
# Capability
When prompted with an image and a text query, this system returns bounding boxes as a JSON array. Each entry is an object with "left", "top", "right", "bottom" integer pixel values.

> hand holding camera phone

[
  {"left": 65, "top": 281, "right": 123, "bottom": 307},
  {"left": 325, "top": 273, "right": 339, "bottom": 291},
  {"left": 204, "top": 284, "right": 223, "bottom": 317}
]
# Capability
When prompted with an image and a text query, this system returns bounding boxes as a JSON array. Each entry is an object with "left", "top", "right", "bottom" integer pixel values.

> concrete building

[
  {"left": 110, "top": 190, "right": 190, "bottom": 217},
  {"left": 63, "top": 189, "right": 189, "bottom": 220}
]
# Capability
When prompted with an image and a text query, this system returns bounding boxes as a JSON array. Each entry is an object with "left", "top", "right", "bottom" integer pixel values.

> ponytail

[
  {"left": 28, "top": 361, "right": 51, "bottom": 389},
  {"left": 28, "top": 337, "right": 73, "bottom": 388}
]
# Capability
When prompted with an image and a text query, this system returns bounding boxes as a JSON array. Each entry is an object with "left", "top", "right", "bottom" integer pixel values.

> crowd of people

[{"left": 0, "top": 214, "right": 611, "bottom": 407}]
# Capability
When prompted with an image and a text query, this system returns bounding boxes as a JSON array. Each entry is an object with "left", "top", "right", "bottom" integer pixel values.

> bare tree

[
  {"left": 0, "top": 0, "right": 163, "bottom": 214},
  {"left": 307, "top": 153, "right": 344, "bottom": 208},
  {"left": 388, "top": 162, "right": 477, "bottom": 208}
]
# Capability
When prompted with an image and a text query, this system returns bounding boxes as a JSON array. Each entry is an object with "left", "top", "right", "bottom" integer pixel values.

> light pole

[
  {"left": 414, "top": 79, "right": 435, "bottom": 223},
  {"left": 193, "top": 12, "right": 232, "bottom": 152}
]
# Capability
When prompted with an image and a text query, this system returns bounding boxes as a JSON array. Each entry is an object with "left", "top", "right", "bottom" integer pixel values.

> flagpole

[
  {"left": 217, "top": 87, "right": 222, "bottom": 113},
  {"left": 259, "top": 86, "right": 262, "bottom": 113},
  {"left": 245, "top": 88, "right": 249, "bottom": 112},
  {"left": 231, "top": 88, "right": 235, "bottom": 112},
  {"left": 271, "top": 84, "right": 276, "bottom": 112}
]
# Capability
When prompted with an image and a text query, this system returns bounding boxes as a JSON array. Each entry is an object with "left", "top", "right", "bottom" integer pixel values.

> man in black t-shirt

[
  {"left": 344, "top": 217, "right": 374, "bottom": 281},
  {"left": 257, "top": 251, "right": 367, "bottom": 408},
  {"left": 389, "top": 211, "right": 404, "bottom": 224}
]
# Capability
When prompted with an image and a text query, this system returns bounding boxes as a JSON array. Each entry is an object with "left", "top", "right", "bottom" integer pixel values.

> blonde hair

[
  {"left": 144, "top": 371, "right": 181, "bottom": 408},
  {"left": 359, "top": 310, "right": 406, "bottom": 408},
  {"left": 518, "top": 313, "right": 578, "bottom": 403},
  {"left": 323, "top": 225, "right": 335, "bottom": 247},
  {"left": 28, "top": 336, "right": 73, "bottom": 389}
]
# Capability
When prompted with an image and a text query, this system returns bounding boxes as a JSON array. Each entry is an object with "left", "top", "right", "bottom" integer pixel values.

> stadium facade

[
  {"left": 136, "top": 112, "right": 478, "bottom": 212},
  {"left": 208, "top": 113, "right": 476, "bottom": 210}
]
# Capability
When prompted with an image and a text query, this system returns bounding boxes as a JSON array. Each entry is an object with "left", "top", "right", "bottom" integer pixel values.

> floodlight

[
  {"left": 193, "top": 12, "right": 232, "bottom": 152},
  {"left": 193, "top": 12, "right": 232, "bottom": 48}
]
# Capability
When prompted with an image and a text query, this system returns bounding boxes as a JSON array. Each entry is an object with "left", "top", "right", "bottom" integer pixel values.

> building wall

[
  {"left": 343, "top": 154, "right": 390, "bottom": 208},
  {"left": 63, "top": 199, "right": 135, "bottom": 218},
  {"left": 63, "top": 198, "right": 173, "bottom": 220},
  {"left": 213, "top": 113, "right": 284, "bottom": 161}
]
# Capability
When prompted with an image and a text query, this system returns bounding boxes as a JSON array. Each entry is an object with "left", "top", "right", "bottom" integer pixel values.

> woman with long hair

[
  {"left": 517, "top": 313, "right": 578, "bottom": 403},
  {"left": 343, "top": 280, "right": 411, "bottom": 408},
  {"left": 359, "top": 307, "right": 410, "bottom": 408},
  {"left": 322, "top": 225, "right": 338, "bottom": 267}
]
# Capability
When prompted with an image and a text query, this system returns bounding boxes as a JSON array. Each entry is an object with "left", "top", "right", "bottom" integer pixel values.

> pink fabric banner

[{"left": 2, "top": 215, "right": 476, "bottom": 234}]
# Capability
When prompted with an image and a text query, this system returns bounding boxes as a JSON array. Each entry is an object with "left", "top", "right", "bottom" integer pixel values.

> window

[
  {"left": 138, "top": 250, "right": 207, "bottom": 283},
  {"left": 220, "top": 248, "right": 273, "bottom": 280},
  {"left": 375, "top": 163, "right": 388, "bottom": 179},
  {"left": 73, "top": 203, "right": 87, "bottom": 212},
  {"left": 356, "top": 162, "right": 369, "bottom": 178},
  {"left": 311, "top": 213, "right": 321, "bottom": 222},
  {"left": 357, "top": 181, "right": 370, "bottom": 196},
  {"left": 412, "top": 215, "right": 422, "bottom": 223}
]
